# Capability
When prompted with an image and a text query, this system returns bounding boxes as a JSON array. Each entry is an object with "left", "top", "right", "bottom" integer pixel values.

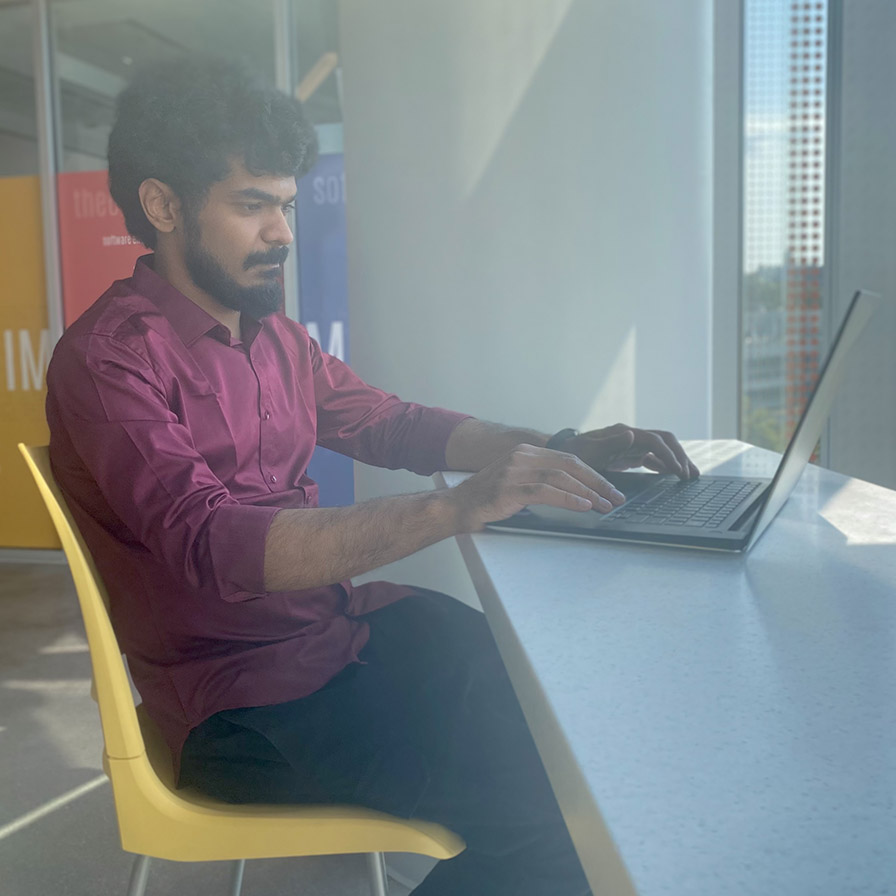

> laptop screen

[{"left": 745, "top": 289, "right": 880, "bottom": 550}]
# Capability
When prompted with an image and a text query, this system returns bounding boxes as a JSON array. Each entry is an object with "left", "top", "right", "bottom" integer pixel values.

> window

[{"left": 742, "top": 0, "right": 828, "bottom": 452}]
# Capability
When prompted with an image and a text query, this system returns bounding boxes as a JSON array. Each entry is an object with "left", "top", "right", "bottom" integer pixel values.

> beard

[{"left": 183, "top": 217, "right": 287, "bottom": 319}]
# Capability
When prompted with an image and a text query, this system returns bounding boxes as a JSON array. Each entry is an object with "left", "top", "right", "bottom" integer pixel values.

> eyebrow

[{"left": 230, "top": 187, "right": 297, "bottom": 204}]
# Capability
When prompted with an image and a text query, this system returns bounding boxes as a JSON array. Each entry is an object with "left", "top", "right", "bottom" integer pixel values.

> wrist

[
  {"left": 442, "top": 477, "right": 485, "bottom": 534},
  {"left": 433, "top": 484, "right": 473, "bottom": 535}
]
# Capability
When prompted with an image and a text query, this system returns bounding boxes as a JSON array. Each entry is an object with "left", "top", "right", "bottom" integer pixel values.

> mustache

[{"left": 244, "top": 247, "right": 290, "bottom": 269}]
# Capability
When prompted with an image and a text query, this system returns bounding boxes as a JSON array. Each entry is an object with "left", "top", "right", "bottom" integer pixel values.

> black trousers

[{"left": 179, "top": 592, "right": 591, "bottom": 896}]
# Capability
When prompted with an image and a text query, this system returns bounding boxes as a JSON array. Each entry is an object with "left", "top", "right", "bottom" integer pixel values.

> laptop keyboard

[{"left": 610, "top": 478, "right": 764, "bottom": 529}]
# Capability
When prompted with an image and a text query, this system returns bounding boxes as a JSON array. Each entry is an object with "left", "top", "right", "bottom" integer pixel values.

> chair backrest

[{"left": 19, "top": 444, "right": 146, "bottom": 761}]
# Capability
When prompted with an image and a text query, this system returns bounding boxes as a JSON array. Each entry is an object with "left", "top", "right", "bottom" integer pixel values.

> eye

[
  {"left": 282, "top": 202, "right": 296, "bottom": 214},
  {"left": 241, "top": 203, "right": 263, "bottom": 213}
]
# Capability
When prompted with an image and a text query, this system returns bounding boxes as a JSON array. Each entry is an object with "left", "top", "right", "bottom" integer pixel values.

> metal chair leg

[
  {"left": 126, "top": 854, "right": 152, "bottom": 896},
  {"left": 229, "top": 859, "right": 246, "bottom": 896},
  {"left": 366, "top": 851, "right": 389, "bottom": 896}
]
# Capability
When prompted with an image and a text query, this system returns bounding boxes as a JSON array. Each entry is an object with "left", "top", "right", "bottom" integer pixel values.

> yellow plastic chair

[{"left": 19, "top": 444, "right": 464, "bottom": 896}]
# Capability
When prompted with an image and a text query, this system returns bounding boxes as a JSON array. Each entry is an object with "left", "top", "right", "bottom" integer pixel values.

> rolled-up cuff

[
  {"left": 407, "top": 410, "right": 473, "bottom": 474},
  {"left": 207, "top": 503, "right": 280, "bottom": 600}
]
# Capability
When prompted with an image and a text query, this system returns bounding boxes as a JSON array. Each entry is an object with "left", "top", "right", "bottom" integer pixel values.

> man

[{"left": 47, "top": 58, "right": 698, "bottom": 895}]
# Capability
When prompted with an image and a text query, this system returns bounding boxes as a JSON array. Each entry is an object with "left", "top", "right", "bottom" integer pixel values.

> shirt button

[
  {"left": 270, "top": 474, "right": 277, "bottom": 484},
  {"left": 263, "top": 410, "right": 271, "bottom": 420}
]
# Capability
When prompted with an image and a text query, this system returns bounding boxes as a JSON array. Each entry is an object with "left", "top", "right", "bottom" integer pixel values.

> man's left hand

[{"left": 559, "top": 423, "right": 700, "bottom": 480}]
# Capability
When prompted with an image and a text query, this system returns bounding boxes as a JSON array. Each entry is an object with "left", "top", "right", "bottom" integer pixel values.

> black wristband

[{"left": 544, "top": 427, "right": 579, "bottom": 451}]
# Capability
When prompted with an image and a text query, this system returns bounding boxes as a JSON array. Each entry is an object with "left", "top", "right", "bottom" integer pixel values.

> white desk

[{"left": 437, "top": 441, "right": 896, "bottom": 896}]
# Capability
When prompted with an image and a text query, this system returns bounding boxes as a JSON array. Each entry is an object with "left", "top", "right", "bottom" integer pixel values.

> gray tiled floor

[{"left": 0, "top": 560, "right": 420, "bottom": 896}]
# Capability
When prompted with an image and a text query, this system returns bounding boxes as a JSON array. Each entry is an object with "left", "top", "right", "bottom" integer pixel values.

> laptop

[{"left": 487, "top": 289, "right": 881, "bottom": 552}]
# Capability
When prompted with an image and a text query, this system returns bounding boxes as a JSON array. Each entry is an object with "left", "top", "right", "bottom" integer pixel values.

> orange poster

[{"left": 0, "top": 175, "right": 56, "bottom": 548}]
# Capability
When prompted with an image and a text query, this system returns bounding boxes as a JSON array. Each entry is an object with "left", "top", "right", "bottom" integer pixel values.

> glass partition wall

[
  {"left": 51, "top": 0, "right": 279, "bottom": 174},
  {"left": 0, "top": 0, "right": 347, "bottom": 549},
  {"left": 0, "top": 1, "right": 39, "bottom": 178},
  {"left": 45, "top": 0, "right": 343, "bottom": 314},
  {"left": 48, "top": 0, "right": 284, "bottom": 324},
  {"left": 0, "top": 0, "right": 58, "bottom": 549}
]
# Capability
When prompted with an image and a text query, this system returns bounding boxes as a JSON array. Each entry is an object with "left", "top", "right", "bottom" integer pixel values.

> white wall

[{"left": 339, "top": 0, "right": 714, "bottom": 596}]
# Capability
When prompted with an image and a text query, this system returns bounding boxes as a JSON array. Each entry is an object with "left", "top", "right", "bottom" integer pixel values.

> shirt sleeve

[
  {"left": 47, "top": 332, "right": 277, "bottom": 602},
  {"left": 308, "top": 338, "right": 471, "bottom": 474}
]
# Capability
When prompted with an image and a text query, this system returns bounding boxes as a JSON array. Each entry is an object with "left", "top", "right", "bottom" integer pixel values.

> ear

[{"left": 138, "top": 178, "right": 182, "bottom": 235}]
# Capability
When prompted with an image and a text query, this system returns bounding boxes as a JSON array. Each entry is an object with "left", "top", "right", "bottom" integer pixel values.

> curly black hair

[{"left": 108, "top": 56, "right": 319, "bottom": 248}]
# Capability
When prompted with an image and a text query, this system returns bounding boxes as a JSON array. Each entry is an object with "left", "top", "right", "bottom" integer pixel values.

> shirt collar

[{"left": 131, "top": 254, "right": 242, "bottom": 347}]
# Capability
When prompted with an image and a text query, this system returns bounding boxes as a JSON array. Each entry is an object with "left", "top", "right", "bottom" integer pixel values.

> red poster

[{"left": 57, "top": 170, "right": 145, "bottom": 326}]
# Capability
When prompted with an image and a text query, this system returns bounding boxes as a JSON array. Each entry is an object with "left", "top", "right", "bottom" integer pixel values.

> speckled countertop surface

[{"left": 438, "top": 441, "right": 896, "bottom": 896}]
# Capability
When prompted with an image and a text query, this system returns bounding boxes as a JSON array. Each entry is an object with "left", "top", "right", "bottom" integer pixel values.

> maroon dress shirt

[{"left": 46, "top": 256, "right": 470, "bottom": 768}]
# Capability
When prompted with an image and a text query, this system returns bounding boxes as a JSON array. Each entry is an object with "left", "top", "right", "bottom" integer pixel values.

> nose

[{"left": 265, "top": 207, "right": 294, "bottom": 247}]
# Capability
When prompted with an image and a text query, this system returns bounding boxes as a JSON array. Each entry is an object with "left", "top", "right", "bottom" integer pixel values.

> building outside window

[{"left": 742, "top": 0, "right": 828, "bottom": 453}]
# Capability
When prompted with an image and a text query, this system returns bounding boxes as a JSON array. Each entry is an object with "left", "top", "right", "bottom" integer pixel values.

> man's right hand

[{"left": 450, "top": 444, "right": 626, "bottom": 532}]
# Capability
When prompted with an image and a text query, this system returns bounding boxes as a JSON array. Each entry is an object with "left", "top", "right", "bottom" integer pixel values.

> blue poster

[{"left": 297, "top": 153, "right": 355, "bottom": 507}]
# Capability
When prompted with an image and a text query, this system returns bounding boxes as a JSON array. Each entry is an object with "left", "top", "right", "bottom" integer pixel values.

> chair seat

[{"left": 114, "top": 704, "right": 464, "bottom": 863}]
